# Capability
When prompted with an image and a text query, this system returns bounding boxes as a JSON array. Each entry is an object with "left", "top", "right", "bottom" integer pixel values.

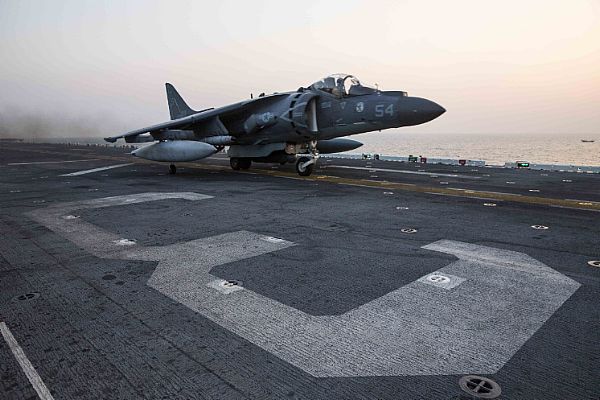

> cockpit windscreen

[{"left": 311, "top": 74, "right": 377, "bottom": 97}]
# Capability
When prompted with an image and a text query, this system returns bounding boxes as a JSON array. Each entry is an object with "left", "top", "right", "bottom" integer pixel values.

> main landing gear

[
  {"left": 230, "top": 157, "right": 252, "bottom": 171},
  {"left": 169, "top": 164, "right": 177, "bottom": 174}
]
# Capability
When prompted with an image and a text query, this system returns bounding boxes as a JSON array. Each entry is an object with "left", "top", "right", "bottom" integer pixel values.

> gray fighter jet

[{"left": 105, "top": 74, "right": 445, "bottom": 176}]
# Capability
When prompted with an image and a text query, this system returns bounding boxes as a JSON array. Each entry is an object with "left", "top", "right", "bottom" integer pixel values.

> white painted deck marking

[
  {"left": 1, "top": 322, "right": 55, "bottom": 400},
  {"left": 60, "top": 163, "right": 133, "bottom": 176},
  {"left": 7, "top": 159, "right": 99, "bottom": 165},
  {"left": 27, "top": 192, "right": 213, "bottom": 259},
  {"left": 113, "top": 238, "right": 136, "bottom": 246},
  {"left": 28, "top": 194, "right": 581, "bottom": 378},
  {"left": 329, "top": 165, "right": 481, "bottom": 179},
  {"left": 148, "top": 239, "right": 579, "bottom": 377}
]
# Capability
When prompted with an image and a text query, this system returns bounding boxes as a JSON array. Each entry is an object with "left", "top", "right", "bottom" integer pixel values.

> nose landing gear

[
  {"left": 295, "top": 141, "right": 319, "bottom": 177},
  {"left": 169, "top": 164, "right": 177, "bottom": 174},
  {"left": 296, "top": 157, "right": 315, "bottom": 176}
]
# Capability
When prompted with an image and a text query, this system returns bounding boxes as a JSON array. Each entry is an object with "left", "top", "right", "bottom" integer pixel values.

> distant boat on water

[{"left": 581, "top": 139, "right": 595, "bottom": 143}]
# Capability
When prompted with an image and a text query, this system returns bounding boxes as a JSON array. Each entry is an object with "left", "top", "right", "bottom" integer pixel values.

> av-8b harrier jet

[{"left": 105, "top": 74, "right": 445, "bottom": 176}]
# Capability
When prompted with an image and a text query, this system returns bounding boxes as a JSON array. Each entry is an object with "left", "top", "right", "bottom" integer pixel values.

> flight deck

[{"left": 1, "top": 142, "right": 599, "bottom": 399}]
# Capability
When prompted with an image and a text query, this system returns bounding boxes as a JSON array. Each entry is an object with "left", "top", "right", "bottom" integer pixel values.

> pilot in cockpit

[{"left": 311, "top": 74, "right": 378, "bottom": 98}]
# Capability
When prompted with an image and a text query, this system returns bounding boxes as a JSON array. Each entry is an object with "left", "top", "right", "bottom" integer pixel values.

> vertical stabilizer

[{"left": 166, "top": 83, "right": 197, "bottom": 120}]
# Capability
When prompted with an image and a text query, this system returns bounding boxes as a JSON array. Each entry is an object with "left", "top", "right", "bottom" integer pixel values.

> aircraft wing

[
  {"left": 104, "top": 93, "right": 290, "bottom": 143},
  {"left": 105, "top": 107, "right": 216, "bottom": 143}
]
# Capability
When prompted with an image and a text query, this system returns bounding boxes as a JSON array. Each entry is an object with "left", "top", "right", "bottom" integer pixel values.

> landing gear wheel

[
  {"left": 239, "top": 158, "right": 251, "bottom": 170},
  {"left": 230, "top": 158, "right": 241, "bottom": 170},
  {"left": 296, "top": 157, "right": 314, "bottom": 176},
  {"left": 169, "top": 164, "right": 177, "bottom": 174}
]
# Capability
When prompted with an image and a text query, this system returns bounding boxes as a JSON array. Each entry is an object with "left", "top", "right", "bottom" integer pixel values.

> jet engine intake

[{"left": 288, "top": 93, "right": 319, "bottom": 135}]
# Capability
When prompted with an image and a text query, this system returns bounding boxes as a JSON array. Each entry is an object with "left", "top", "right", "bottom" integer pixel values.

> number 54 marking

[{"left": 375, "top": 104, "right": 394, "bottom": 117}]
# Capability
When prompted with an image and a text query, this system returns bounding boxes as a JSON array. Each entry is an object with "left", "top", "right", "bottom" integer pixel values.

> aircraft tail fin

[{"left": 166, "top": 83, "right": 197, "bottom": 120}]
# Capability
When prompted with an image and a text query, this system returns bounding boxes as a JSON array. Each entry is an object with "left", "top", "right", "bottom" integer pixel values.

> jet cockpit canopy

[{"left": 310, "top": 74, "right": 378, "bottom": 97}]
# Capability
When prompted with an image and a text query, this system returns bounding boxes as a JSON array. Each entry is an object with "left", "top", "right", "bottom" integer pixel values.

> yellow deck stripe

[{"left": 7, "top": 146, "right": 600, "bottom": 211}]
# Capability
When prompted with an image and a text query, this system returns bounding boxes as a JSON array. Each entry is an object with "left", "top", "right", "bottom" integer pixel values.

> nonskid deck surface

[{"left": 0, "top": 143, "right": 598, "bottom": 400}]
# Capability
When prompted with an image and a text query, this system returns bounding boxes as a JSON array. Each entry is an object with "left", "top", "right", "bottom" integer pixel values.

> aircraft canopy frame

[{"left": 310, "top": 74, "right": 378, "bottom": 97}]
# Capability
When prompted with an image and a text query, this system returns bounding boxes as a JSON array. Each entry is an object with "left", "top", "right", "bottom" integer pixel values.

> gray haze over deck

[{"left": 2, "top": 1, "right": 599, "bottom": 137}]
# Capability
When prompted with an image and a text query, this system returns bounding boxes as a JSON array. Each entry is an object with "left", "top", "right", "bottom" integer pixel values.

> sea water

[
  {"left": 354, "top": 132, "right": 599, "bottom": 166},
  {"left": 26, "top": 132, "right": 600, "bottom": 166}
]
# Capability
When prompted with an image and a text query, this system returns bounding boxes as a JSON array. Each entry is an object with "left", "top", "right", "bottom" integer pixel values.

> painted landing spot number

[{"left": 27, "top": 193, "right": 581, "bottom": 378}]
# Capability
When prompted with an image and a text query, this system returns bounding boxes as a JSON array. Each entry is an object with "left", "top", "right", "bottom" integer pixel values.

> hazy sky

[{"left": 1, "top": 0, "right": 599, "bottom": 137}]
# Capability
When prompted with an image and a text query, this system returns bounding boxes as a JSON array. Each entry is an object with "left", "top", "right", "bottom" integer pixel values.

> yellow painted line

[
  {"left": 9, "top": 146, "right": 600, "bottom": 212},
  {"left": 183, "top": 162, "right": 600, "bottom": 212}
]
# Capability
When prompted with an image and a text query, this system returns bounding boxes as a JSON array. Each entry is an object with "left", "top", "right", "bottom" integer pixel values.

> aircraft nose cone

[
  {"left": 426, "top": 100, "right": 446, "bottom": 119},
  {"left": 398, "top": 97, "right": 446, "bottom": 126}
]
